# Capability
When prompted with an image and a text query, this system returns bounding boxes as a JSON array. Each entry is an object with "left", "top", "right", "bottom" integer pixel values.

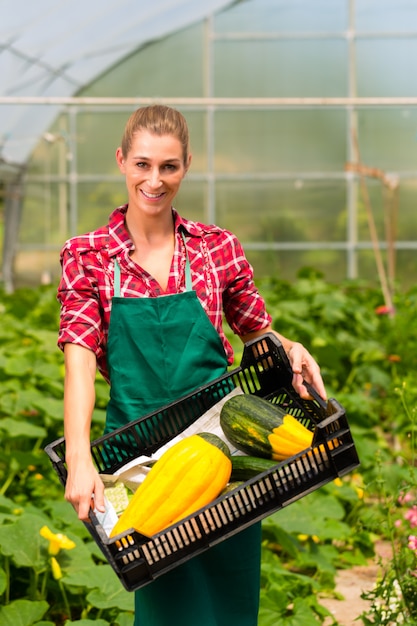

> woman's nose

[{"left": 148, "top": 167, "right": 162, "bottom": 188}]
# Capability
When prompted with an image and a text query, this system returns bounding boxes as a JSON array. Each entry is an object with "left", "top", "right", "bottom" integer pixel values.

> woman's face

[{"left": 116, "top": 129, "right": 191, "bottom": 217}]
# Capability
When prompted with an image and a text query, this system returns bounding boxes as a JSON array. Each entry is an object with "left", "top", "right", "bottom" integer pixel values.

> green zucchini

[
  {"left": 230, "top": 455, "right": 278, "bottom": 481},
  {"left": 220, "top": 393, "right": 313, "bottom": 461}
]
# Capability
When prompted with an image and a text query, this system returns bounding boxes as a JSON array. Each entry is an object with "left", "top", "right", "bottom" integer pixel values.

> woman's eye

[{"left": 136, "top": 161, "right": 148, "bottom": 168}]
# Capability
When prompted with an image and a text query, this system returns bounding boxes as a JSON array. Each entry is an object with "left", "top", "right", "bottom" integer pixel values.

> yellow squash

[{"left": 110, "top": 432, "right": 231, "bottom": 538}]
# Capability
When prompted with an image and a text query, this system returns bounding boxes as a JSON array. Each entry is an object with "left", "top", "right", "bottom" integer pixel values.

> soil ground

[{"left": 320, "top": 541, "right": 392, "bottom": 625}]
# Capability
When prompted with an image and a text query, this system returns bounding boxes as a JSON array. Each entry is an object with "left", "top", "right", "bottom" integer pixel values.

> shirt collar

[{"left": 107, "top": 204, "right": 204, "bottom": 257}]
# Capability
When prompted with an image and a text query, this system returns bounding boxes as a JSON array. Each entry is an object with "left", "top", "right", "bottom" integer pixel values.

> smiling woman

[
  {"left": 114, "top": 107, "right": 192, "bottom": 290},
  {"left": 57, "top": 103, "right": 326, "bottom": 626}
]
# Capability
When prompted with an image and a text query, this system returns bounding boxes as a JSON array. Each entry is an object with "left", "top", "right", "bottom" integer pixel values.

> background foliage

[{"left": 1, "top": 274, "right": 416, "bottom": 624}]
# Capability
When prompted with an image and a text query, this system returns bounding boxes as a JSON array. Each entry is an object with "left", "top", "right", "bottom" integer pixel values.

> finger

[
  {"left": 311, "top": 377, "right": 327, "bottom": 401},
  {"left": 292, "top": 372, "right": 327, "bottom": 402},
  {"left": 287, "top": 342, "right": 304, "bottom": 374},
  {"left": 77, "top": 496, "right": 93, "bottom": 522},
  {"left": 93, "top": 480, "right": 106, "bottom": 514}
]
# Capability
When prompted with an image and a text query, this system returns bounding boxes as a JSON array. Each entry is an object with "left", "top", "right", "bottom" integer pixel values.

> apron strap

[
  {"left": 113, "top": 234, "right": 192, "bottom": 296},
  {"left": 114, "top": 258, "right": 121, "bottom": 297},
  {"left": 181, "top": 232, "right": 193, "bottom": 292}
]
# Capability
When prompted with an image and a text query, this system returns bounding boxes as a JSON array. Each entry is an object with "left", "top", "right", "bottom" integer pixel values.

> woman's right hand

[{"left": 65, "top": 455, "right": 105, "bottom": 521}]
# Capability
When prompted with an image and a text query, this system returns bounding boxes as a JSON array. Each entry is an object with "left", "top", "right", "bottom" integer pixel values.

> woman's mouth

[{"left": 141, "top": 189, "right": 165, "bottom": 200}]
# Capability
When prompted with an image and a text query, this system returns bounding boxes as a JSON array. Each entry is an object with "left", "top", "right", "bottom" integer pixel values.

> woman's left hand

[
  {"left": 240, "top": 328, "right": 327, "bottom": 402},
  {"left": 287, "top": 341, "right": 327, "bottom": 402}
]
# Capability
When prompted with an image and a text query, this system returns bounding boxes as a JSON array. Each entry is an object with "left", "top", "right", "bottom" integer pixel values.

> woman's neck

[{"left": 126, "top": 209, "right": 175, "bottom": 247}]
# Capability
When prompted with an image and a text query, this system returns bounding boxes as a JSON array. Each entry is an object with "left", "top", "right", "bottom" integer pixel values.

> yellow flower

[
  {"left": 40, "top": 525, "right": 76, "bottom": 555},
  {"left": 12, "top": 508, "right": 23, "bottom": 515},
  {"left": 50, "top": 557, "right": 63, "bottom": 580},
  {"left": 333, "top": 478, "right": 343, "bottom": 487},
  {"left": 297, "top": 533, "right": 320, "bottom": 544}
]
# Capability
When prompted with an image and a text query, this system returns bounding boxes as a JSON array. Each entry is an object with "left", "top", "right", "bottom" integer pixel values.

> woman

[{"left": 58, "top": 104, "right": 326, "bottom": 625}]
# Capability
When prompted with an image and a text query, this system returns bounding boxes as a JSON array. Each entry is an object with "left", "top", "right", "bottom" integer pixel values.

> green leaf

[
  {"left": 64, "top": 621, "right": 109, "bottom": 626},
  {"left": 264, "top": 491, "right": 346, "bottom": 538},
  {"left": 0, "top": 566, "right": 7, "bottom": 594},
  {"left": 64, "top": 564, "right": 134, "bottom": 611},
  {"left": 258, "top": 594, "right": 319, "bottom": 626},
  {"left": 4, "top": 354, "right": 34, "bottom": 377},
  {"left": 32, "top": 396, "right": 63, "bottom": 421},
  {"left": 0, "top": 514, "right": 46, "bottom": 569},
  {"left": 61, "top": 539, "right": 99, "bottom": 576},
  {"left": 10, "top": 387, "right": 47, "bottom": 414},
  {"left": 0, "top": 417, "right": 46, "bottom": 439},
  {"left": 0, "top": 494, "right": 18, "bottom": 513},
  {"left": 114, "top": 612, "right": 135, "bottom": 626},
  {"left": 87, "top": 580, "right": 134, "bottom": 611},
  {"left": 0, "top": 599, "right": 48, "bottom": 626}
]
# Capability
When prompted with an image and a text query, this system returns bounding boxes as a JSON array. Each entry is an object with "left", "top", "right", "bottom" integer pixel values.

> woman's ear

[
  {"left": 184, "top": 153, "right": 192, "bottom": 175},
  {"left": 116, "top": 147, "right": 126, "bottom": 173}
]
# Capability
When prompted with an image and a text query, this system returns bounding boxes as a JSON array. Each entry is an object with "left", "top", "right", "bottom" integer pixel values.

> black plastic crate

[{"left": 45, "top": 333, "right": 360, "bottom": 592}]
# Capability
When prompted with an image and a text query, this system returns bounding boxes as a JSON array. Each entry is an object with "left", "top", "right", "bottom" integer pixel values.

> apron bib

[{"left": 105, "top": 242, "right": 261, "bottom": 626}]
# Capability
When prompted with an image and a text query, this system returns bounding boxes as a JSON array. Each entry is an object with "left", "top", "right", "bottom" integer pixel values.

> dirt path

[{"left": 320, "top": 541, "right": 392, "bottom": 625}]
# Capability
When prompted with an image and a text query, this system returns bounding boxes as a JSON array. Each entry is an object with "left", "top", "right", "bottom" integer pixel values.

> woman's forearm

[
  {"left": 63, "top": 343, "right": 97, "bottom": 460},
  {"left": 63, "top": 343, "right": 105, "bottom": 519}
]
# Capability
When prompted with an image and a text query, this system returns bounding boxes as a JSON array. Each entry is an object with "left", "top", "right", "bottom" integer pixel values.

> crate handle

[{"left": 303, "top": 381, "right": 328, "bottom": 410}]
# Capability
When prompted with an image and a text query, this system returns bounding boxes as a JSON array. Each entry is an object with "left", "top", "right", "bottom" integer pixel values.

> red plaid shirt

[{"left": 57, "top": 205, "right": 271, "bottom": 382}]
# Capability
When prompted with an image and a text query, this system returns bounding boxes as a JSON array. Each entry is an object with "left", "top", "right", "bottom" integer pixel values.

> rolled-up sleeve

[
  {"left": 57, "top": 245, "right": 105, "bottom": 358},
  {"left": 221, "top": 233, "right": 271, "bottom": 336}
]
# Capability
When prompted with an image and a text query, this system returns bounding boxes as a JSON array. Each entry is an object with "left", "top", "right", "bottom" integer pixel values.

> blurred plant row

[{"left": 1, "top": 273, "right": 417, "bottom": 625}]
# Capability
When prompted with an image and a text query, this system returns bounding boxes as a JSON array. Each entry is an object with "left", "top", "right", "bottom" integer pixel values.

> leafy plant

[
  {"left": 360, "top": 383, "right": 417, "bottom": 625},
  {"left": 1, "top": 274, "right": 417, "bottom": 624}
]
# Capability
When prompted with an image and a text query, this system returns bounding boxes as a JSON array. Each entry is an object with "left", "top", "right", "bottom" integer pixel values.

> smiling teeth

[{"left": 143, "top": 190, "right": 163, "bottom": 198}]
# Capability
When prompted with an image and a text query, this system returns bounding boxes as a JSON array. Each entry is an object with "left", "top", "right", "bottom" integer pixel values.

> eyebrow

[{"left": 132, "top": 155, "right": 181, "bottom": 163}]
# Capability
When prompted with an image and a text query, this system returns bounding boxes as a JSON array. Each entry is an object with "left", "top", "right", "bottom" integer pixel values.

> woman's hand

[
  {"left": 240, "top": 327, "right": 327, "bottom": 402},
  {"left": 287, "top": 341, "right": 327, "bottom": 401},
  {"left": 65, "top": 454, "right": 105, "bottom": 521}
]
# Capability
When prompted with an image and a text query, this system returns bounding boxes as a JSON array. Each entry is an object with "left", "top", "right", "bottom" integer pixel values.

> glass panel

[
  {"left": 356, "top": 0, "right": 417, "bottom": 32},
  {"left": 175, "top": 180, "right": 208, "bottom": 223},
  {"left": 357, "top": 179, "right": 417, "bottom": 242},
  {"left": 214, "top": 40, "right": 347, "bottom": 97},
  {"left": 28, "top": 114, "right": 70, "bottom": 177},
  {"left": 215, "top": 180, "right": 347, "bottom": 242},
  {"left": 76, "top": 112, "right": 127, "bottom": 175},
  {"left": 180, "top": 111, "right": 207, "bottom": 173},
  {"left": 356, "top": 39, "right": 417, "bottom": 97},
  {"left": 392, "top": 250, "right": 417, "bottom": 291},
  {"left": 20, "top": 183, "right": 68, "bottom": 246},
  {"left": 215, "top": 0, "right": 348, "bottom": 33},
  {"left": 15, "top": 250, "right": 61, "bottom": 288},
  {"left": 82, "top": 23, "right": 203, "bottom": 98},
  {"left": 214, "top": 110, "right": 347, "bottom": 172},
  {"left": 397, "top": 181, "right": 417, "bottom": 241},
  {"left": 357, "top": 109, "right": 417, "bottom": 179},
  {"left": 245, "top": 249, "right": 347, "bottom": 283},
  {"left": 76, "top": 182, "right": 127, "bottom": 234},
  {"left": 356, "top": 248, "right": 416, "bottom": 292}
]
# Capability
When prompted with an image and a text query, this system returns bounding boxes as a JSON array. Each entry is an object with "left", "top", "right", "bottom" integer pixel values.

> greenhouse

[
  {"left": 1, "top": 0, "right": 417, "bottom": 293},
  {"left": 3, "top": 3, "right": 417, "bottom": 625}
]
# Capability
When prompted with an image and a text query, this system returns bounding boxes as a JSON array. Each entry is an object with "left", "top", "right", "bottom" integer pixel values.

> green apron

[{"left": 106, "top": 244, "right": 261, "bottom": 626}]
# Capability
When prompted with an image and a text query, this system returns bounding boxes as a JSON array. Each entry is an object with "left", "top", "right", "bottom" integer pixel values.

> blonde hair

[{"left": 120, "top": 104, "right": 190, "bottom": 165}]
